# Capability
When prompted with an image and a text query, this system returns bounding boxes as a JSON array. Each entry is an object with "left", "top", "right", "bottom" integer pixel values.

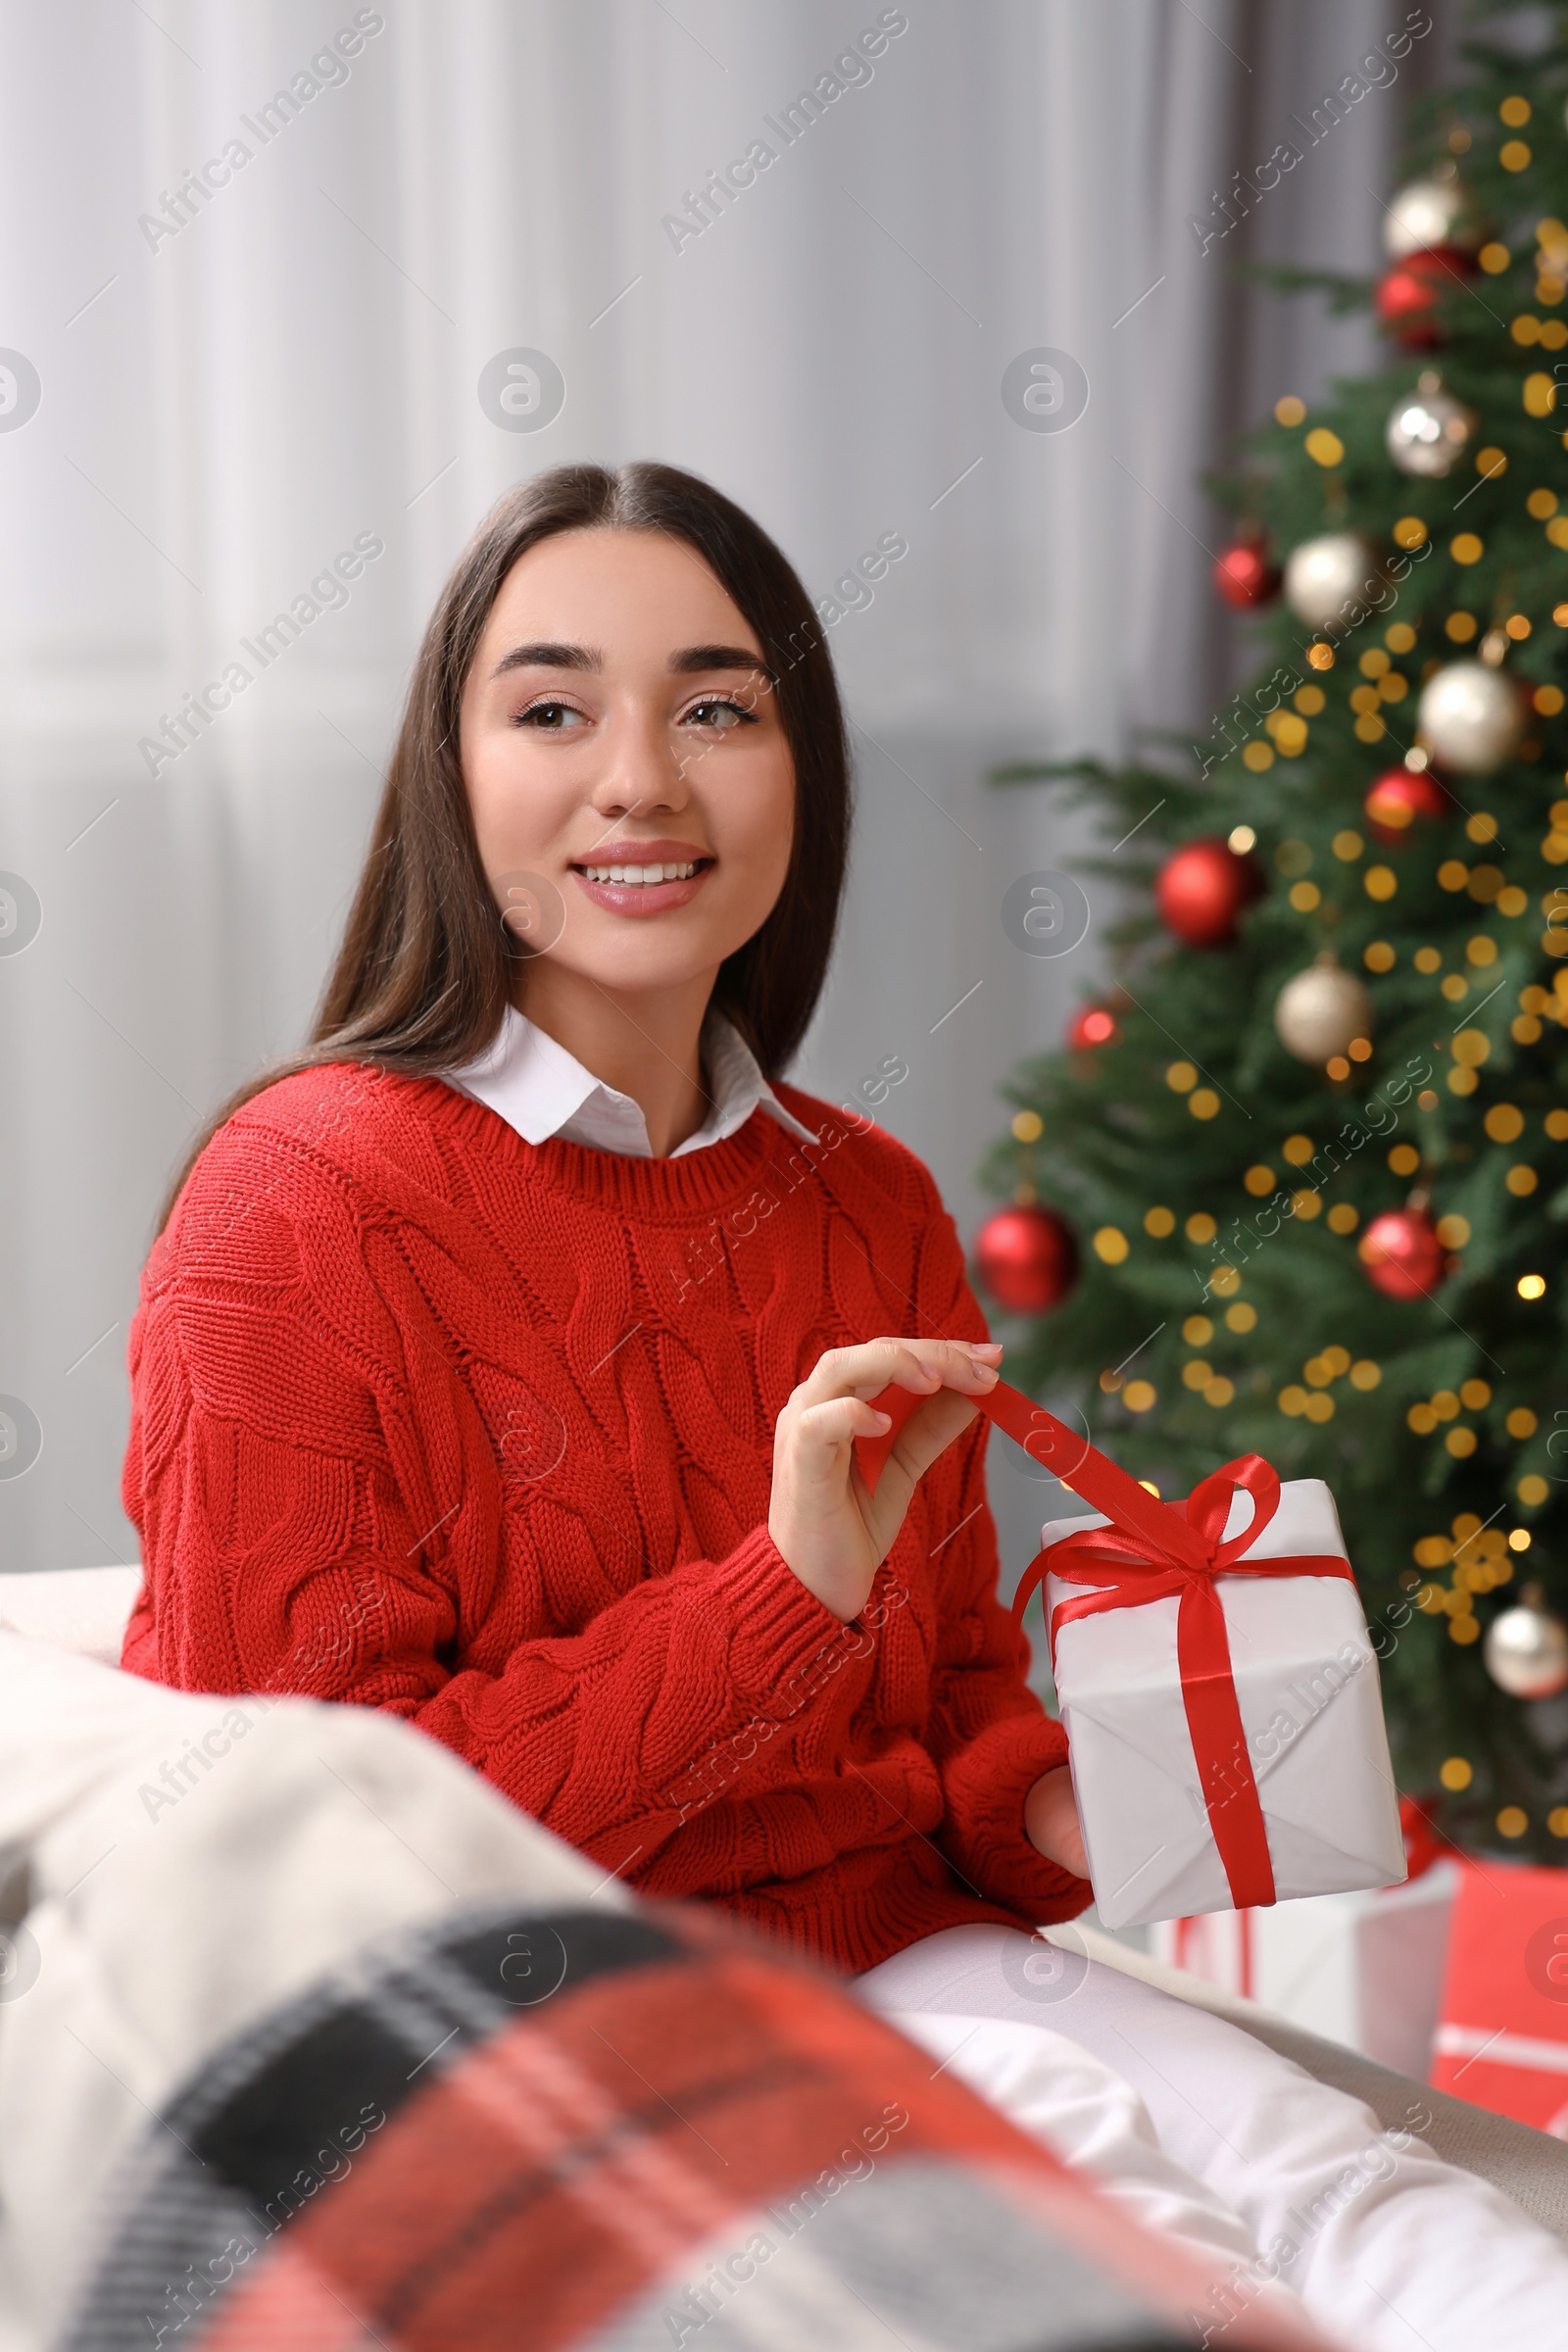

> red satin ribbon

[{"left": 855, "top": 1374, "right": 1354, "bottom": 1911}]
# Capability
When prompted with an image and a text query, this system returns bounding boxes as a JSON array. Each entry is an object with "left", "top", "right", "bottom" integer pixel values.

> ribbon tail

[
  {"left": 1177, "top": 1580, "right": 1277, "bottom": 1912},
  {"left": 855, "top": 1372, "right": 1211, "bottom": 1574}
]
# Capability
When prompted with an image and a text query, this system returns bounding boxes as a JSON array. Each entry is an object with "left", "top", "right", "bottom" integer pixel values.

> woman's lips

[{"left": 568, "top": 852, "right": 714, "bottom": 917}]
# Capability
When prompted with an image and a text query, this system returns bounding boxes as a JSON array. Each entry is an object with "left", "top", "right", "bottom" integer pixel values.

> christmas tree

[{"left": 985, "top": 14, "right": 1568, "bottom": 1863}]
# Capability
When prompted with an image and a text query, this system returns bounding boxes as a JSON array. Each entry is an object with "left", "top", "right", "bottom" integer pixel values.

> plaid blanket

[{"left": 54, "top": 1898, "right": 1260, "bottom": 2351}]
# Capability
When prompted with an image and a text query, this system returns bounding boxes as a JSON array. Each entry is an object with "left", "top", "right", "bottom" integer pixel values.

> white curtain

[{"left": 0, "top": 0, "right": 1440, "bottom": 1570}]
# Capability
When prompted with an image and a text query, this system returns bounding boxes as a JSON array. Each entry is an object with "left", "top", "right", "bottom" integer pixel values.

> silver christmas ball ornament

[
  {"left": 1275, "top": 954, "right": 1375, "bottom": 1064},
  {"left": 1383, "top": 172, "right": 1483, "bottom": 261},
  {"left": 1386, "top": 377, "right": 1478, "bottom": 479},
  {"left": 1484, "top": 1589, "right": 1568, "bottom": 1700},
  {"left": 1283, "top": 533, "right": 1382, "bottom": 633},
  {"left": 1417, "top": 661, "right": 1526, "bottom": 774}
]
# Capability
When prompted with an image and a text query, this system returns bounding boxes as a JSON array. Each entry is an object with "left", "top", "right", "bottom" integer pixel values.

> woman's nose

[{"left": 589, "top": 710, "right": 692, "bottom": 816}]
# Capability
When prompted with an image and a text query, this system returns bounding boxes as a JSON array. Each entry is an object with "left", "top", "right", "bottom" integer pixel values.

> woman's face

[{"left": 460, "top": 527, "right": 796, "bottom": 1000}]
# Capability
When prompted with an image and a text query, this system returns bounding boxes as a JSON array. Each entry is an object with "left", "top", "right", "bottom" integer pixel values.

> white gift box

[
  {"left": 1040, "top": 1477, "right": 1407, "bottom": 1931},
  {"left": 1152, "top": 1865, "right": 1458, "bottom": 2080}
]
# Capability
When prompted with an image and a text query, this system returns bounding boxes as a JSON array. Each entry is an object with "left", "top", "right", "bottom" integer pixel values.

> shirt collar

[{"left": 442, "top": 1004, "right": 818, "bottom": 1160}]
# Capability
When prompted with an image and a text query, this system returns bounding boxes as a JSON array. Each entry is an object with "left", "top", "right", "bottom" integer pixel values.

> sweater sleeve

[
  {"left": 906, "top": 1199, "right": 1091, "bottom": 1925},
  {"left": 121, "top": 1146, "right": 864, "bottom": 1877}
]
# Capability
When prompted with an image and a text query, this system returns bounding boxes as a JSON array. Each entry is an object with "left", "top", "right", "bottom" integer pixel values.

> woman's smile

[{"left": 568, "top": 837, "right": 715, "bottom": 915}]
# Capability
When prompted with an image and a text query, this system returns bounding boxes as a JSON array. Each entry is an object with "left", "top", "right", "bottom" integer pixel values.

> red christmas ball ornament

[
  {"left": 1066, "top": 1004, "right": 1120, "bottom": 1052},
  {"left": 1213, "top": 537, "right": 1281, "bottom": 611},
  {"left": 1155, "top": 837, "right": 1264, "bottom": 949},
  {"left": 1363, "top": 765, "right": 1450, "bottom": 845},
  {"left": 1359, "top": 1204, "right": 1446, "bottom": 1299},
  {"left": 974, "top": 1204, "right": 1078, "bottom": 1315},
  {"left": 1375, "top": 249, "right": 1467, "bottom": 349}
]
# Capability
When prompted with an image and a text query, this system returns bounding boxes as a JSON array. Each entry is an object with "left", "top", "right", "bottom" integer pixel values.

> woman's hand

[
  {"left": 767, "top": 1337, "right": 1003, "bottom": 1622},
  {"left": 1024, "top": 1765, "right": 1089, "bottom": 1881}
]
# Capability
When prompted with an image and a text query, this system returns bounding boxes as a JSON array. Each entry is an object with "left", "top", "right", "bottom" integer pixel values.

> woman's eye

[
  {"left": 684, "top": 698, "right": 756, "bottom": 730},
  {"left": 515, "top": 700, "right": 589, "bottom": 730}
]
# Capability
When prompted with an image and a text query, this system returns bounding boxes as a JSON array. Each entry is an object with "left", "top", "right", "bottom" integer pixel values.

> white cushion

[
  {"left": 0, "top": 1568, "right": 140, "bottom": 1665},
  {"left": 0, "top": 1630, "right": 613, "bottom": 2348}
]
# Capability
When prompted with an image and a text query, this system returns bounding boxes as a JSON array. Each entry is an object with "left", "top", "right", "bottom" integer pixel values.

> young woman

[
  {"left": 122, "top": 460, "right": 1090, "bottom": 1969},
  {"left": 122, "top": 466, "right": 1568, "bottom": 2346}
]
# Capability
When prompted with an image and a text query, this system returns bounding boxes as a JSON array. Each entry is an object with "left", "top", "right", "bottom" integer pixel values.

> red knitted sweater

[{"left": 122, "top": 1063, "right": 1084, "bottom": 1973}]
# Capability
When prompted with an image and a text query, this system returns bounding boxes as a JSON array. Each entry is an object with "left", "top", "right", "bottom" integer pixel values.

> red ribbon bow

[{"left": 856, "top": 1374, "right": 1354, "bottom": 1911}]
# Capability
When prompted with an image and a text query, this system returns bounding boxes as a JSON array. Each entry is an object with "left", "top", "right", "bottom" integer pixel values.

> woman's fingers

[
  {"left": 794, "top": 1396, "right": 892, "bottom": 1454},
  {"left": 855, "top": 1389, "right": 983, "bottom": 1543},
  {"left": 1024, "top": 1767, "right": 1090, "bottom": 1880},
  {"left": 796, "top": 1337, "right": 1002, "bottom": 1410},
  {"left": 791, "top": 1340, "right": 923, "bottom": 1409},
  {"left": 882, "top": 1387, "right": 984, "bottom": 1484},
  {"left": 770, "top": 1338, "right": 1004, "bottom": 1610}
]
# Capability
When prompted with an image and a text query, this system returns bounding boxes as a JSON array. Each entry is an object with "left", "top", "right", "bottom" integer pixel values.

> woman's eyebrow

[
  {"left": 487, "top": 641, "right": 769, "bottom": 682},
  {"left": 670, "top": 644, "right": 771, "bottom": 678},
  {"left": 490, "top": 640, "right": 600, "bottom": 679}
]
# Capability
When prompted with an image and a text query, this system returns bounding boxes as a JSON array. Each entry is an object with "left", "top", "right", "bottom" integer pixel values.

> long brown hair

[{"left": 158, "top": 462, "right": 852, "bottom": 1229}]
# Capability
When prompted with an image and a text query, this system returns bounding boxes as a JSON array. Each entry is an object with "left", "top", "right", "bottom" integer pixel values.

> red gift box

[{"left": 1430, "top": 1859, "right": 1568, "bottom": 2134}]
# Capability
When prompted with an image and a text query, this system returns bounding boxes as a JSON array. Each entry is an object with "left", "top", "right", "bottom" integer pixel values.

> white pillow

[{"left": 0, "top": 1568, "right": 140, "bottom": 1665}]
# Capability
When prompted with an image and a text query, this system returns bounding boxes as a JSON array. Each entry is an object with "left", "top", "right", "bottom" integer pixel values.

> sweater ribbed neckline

[{"left": 337, "top": 1066, "right": 821, "bottom": 1220}]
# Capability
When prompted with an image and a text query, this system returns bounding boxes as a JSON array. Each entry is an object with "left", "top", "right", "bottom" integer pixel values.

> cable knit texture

[{"left": 122, "top": 1064, "right": 1085, "bottom": 1973}]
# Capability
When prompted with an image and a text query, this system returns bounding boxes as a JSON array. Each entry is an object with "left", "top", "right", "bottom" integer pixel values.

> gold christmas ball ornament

[
  {"left": 1483, "top": 1586, "right": 1568, "bottom": 1699},
  {"left": 1386, "top": 374, "right": 1478, "bottom": 479},
  {"left": 1283, "top": 533, "right": 1382, "bottom": 633},
  {"left": 1275, "top": 954, "right": 1375, "bottom": 1064},
  {"left": 1383, "top": 170, "right": 1484, "bottom": 261},
  {"left": 1416, "top": 660, "right": 1526, "bottom": 774}
]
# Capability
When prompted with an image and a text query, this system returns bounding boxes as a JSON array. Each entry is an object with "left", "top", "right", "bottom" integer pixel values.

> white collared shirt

[{"left": 442, "top": 1004, "right": 818, "bottom": 1159}]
